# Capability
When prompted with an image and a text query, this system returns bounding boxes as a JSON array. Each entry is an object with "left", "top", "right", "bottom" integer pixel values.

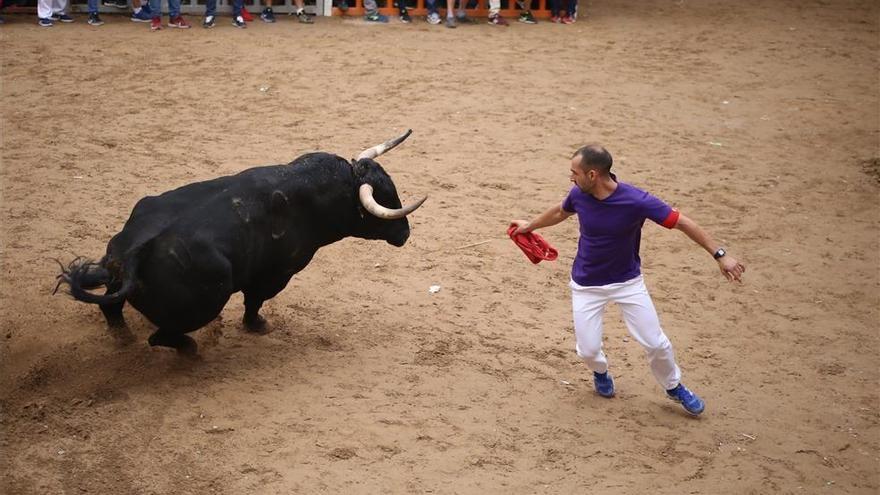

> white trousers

[
  {"left": 570, "top": 276, "right": 682, "bottom": 390},
  {"left": 38, "top": 0, "right": 68, "bottom": 18}
]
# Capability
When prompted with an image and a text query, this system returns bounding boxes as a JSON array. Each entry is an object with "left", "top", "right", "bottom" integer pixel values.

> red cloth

[{"left": 507, "top": 225, "right": 558, "bottom": 264}]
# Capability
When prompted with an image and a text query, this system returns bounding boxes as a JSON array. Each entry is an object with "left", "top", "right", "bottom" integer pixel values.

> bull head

[{"left": 354, "top": 130, "right": 427, "bottom": 220}]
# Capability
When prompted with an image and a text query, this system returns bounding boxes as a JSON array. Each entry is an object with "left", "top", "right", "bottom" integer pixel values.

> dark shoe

[
  {"left": 57, "top": 13, "right": 74, "bottom": 22},
  {"left": 114, "top": 0, "right": 128, "bottom": 8},
  {"left": 232, "top": 15, "right": 246, "bottom": 28},
  {"left": 666, "top": 384, "right": 705, "bottom": 416},
  {"left": 131, "top": 8, "right": 152, "bottom": 22},
  {"left": 399, "top": 9, "right": 411, "bottom": 23},
  {"left": 487, "top": 13, "right": 508, "bottom": 25},
  {"left": 202, "top": 15, "right": 215, "bottom": 28},
  {"left": 38, "top": 17, "right": 54, "bottom": 27},
  {"left": 260, "top": 7, "right": 276, "bottom": 22},
  {"left": 364, "top": 11, "right": 388, "bottom": 22},
  {"left": 518, "top": 10, "right": 536, "bottom": 23},
  {"left": 593, "top": 371, "right": 615, "bottom": 398},
  {"left": 444, "top": 16, "right": 456, "bottom": 28},
  {"left": 88, "top": 12, "right": 105, "bottom": 25}
]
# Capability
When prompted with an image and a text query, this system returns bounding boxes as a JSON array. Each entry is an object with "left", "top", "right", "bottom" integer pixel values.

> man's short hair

[{"left": 573, "top": 145, "right": 613, "bottom": 175}]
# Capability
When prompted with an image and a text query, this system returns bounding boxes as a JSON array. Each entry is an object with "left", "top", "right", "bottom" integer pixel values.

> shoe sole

[
  {"left": 131, "top": 18, "right": 151, "bottom": 22},
  {"left": 88, "top": 21, "right": 105, "bottom": 25},
  {"left": 666, "top": 395, "right": 705, "bottom": 416}
]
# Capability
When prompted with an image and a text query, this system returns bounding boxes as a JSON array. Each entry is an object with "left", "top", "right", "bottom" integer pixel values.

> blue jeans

[
  {"left": 550, "top": 0, "right": 576, "bottom": 16},
  {"left": 148, "top": 0, "right": 180, "bottom": 17},
  {"left": 88, "top": 0, "right": 97, "bottom": 13},
  {"left": 206, "top": 0, "right": 242, "bottom": 17}
]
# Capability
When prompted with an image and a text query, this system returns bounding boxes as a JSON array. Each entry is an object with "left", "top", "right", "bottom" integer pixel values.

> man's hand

[
  {"left": 509, "top": 220, "right": 531, "bottom": 235},
  {"left": 718, "top": 256, "right": 745, "bottom": 283}
]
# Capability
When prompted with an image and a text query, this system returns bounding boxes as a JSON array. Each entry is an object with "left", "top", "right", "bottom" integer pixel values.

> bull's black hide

[{"left": 56, "top": 131, "right": 425, "bottom": 354}]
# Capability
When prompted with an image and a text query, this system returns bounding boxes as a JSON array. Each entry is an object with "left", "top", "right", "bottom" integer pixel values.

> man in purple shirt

[{"left": 511, "top": 144, "right": 745, "bottom": 416}]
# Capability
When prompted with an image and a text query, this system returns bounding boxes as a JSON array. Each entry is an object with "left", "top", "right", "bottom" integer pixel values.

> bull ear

[{"left": 270, "top": 190, "right": 289, "bottom": 240}]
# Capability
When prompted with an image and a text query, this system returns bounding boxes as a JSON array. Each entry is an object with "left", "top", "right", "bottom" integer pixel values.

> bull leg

[
  {"left": 100, "top": 280, "right": 127, "bottom": 328},
  {"left": 242, "top": 293, "right": 267, "bottom": 332},
  {"left": 148, "top": 329, "right": 198, "bottom": 356}
]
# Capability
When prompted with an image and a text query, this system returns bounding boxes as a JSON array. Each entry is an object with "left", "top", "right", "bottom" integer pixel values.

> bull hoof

[{"left": 243, "top": 314, "right": 268, "bottom": 333}]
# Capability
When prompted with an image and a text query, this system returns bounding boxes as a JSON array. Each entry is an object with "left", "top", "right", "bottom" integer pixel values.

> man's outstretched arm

[
  {"left": 511, "top": 204, "right": 574, "bottom": 234},
  {"left": 674, "top": 213, "right": 746, "bottom": 282}
]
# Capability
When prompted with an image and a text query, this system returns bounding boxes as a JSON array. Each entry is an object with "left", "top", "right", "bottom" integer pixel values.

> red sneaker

[
  {"left": 561, "top": 14, "right": 575, "bottom": 24},
  {"left": 240, "top": 8, "right": 253, "bottom": 22},
  {"left": 168, "top": 15, "right": 191, "bottom": 28},
  {"left": 150, "top": 16, "right": 162, "bottom": 30},
  {"left": 550, "top": 15, "right": 561, "bottom": 23}
]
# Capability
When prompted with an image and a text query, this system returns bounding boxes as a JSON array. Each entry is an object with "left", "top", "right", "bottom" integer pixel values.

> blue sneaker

[
  {"left": 131, "top": 8, "right": 152, "bottom": 22},
  {"left": 666, "top": 384, "right": 705, "bottom": 416},
  {"left": 56, "top": 13, "right": 74, "bottom": 22},
  {"left": 593, "top": 371, "right": 615, "bottom": 398},
  {"left": 39, "top": 17, "right": 54, "bottom": 27},
  {"left": 364, "top": 11, "right": 388, "bottom": 22}
]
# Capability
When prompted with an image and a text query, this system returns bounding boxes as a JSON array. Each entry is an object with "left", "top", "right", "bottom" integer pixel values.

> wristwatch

[{"left": 713, "top": 248, "right": 727, "bottom": 260}]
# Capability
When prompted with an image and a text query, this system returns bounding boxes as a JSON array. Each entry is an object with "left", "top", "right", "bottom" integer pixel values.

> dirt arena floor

[{"left": 1, "top": 0, "right": 878, "bottom": 493}]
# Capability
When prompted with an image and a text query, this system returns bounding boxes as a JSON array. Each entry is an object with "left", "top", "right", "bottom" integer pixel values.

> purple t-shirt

[{"left": 561, "top": 178, "right": 679, "bottom": 287}]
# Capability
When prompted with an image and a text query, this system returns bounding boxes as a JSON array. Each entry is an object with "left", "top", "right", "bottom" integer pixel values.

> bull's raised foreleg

[{"left": 148, "top": 329, "right": 198, "bottom": 356}]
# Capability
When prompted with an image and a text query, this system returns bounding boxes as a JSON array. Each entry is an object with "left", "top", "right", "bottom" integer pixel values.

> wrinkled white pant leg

[
  {"left": 614, "top": 276, "right": 681, "bottom": 390},
  {"left": 570, "top": 279, "right": 610, "bottom": 374}
]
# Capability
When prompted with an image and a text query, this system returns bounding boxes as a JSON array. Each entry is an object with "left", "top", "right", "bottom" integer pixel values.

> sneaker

[
  {"left": 114, "top": 0, "right": 127, "bottom": 8},
  {"left": 240, "top": 8, "right": 253, "bottom": 22},
  {"left": 518, "top": 10, "right": 536, "bottom": 23},
  {"left": 232, "top": 15, "right": 246, "bottom": 28},
  {"left": 202, "top": 15, "right": 215, "bottom": 28},
  {"left": 131, "top": 8, "right": 152, "bottom": 22},
  {"left": 550, "top": 15, "right": 561, "bottom": 23},
  {"left": 150, "top": 16, "right": 161, "bottom": 30},
  {"left": 454, "top": 8, "right": 468, "bottom": 22},
  {"left": 296, "top": 10, "right": 314, "bottom": 23},
  {"left": 56, "top": 13, "right": 74, "bottom": 22},
  {"left": 260, "top": 7, "right": 276, "bottom": 22},
  {"left": 426, "top": 11, "right": 440, "bottom": 24},
  {"left": 88, "top": 13, "right": 105, "bottom": 25},
  {"left": 561, "top": 14, "right": 575, "bottom": 24},
  {"left": 101, "top": 0, "right": 116, "bottom": 5},
  {"left": 593, "top": 371, "right": 615, "bottom": 398},
  {"left": 487, "top": 13, "right": 507, "bottom": 25},
  {"left": 168, "top": 15, "right": 190, "bottom": 28},
  {"left": 399, "top": 10, "right": 411, "bottom": 23},
  {"left": 666, "top": 384, "right": 705, "bottom": 416},
  {"left": 364, "top": 11, "right": 387, "bottom": 22},
  {"left": 444, "top": 16, "right": 456, "bottom": 28},
  {"left": 38, "top": 17, "right": 54, "bottom": 27}
]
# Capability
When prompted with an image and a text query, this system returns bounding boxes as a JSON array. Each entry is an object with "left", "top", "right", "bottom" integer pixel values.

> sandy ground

[{"left": 1, "top": 0, "right": 878, "bottom": 493}]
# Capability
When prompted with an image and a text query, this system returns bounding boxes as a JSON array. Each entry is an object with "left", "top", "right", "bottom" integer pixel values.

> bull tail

[{"left": 54, "top": 256, "right": 135, "bottom": 305}]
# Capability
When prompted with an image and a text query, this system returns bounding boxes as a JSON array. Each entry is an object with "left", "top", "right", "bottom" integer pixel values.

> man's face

[{"left": 570, "top": 156, "right": 596, "bottom": 193}]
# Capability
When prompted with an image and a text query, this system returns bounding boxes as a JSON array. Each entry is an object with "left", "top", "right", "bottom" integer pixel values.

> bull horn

[
  {"left": 356, "top": 129, "right": 413, "bottom": 161},
  {"left": 359, "top": 184, "right": 426, "bottom": 220}
]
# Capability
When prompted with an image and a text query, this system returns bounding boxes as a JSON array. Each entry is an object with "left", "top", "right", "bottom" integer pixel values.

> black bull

[{"left": 56, "top": 130, "right": 426, "bottom": 354}]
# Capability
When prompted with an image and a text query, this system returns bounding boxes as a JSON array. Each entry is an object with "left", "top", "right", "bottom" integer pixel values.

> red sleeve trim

[{"left": 660, "top": 209, "right": 680, "bottom": 229}]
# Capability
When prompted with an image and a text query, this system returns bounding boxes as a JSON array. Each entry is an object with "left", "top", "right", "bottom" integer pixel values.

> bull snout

[{"left": 387, "top": 228, "right": 410, "bottom": 247}]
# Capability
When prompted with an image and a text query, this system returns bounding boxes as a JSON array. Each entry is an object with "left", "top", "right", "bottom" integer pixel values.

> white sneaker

[{"left": 426, "top": 12, "right": 440, "bottom": 24}]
